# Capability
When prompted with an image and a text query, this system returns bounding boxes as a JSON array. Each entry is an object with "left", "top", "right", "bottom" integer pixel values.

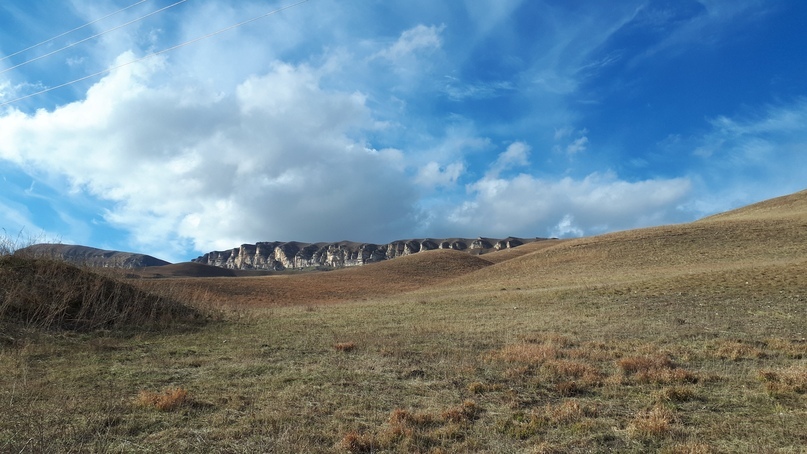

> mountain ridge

[{"left": 192, "top": 236, "right": 544, "bottom": 271}]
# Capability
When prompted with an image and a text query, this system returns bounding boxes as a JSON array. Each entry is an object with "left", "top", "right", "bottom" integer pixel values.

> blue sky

[{"left": 1, "top": 0, "right": 805, "bottom": 262}]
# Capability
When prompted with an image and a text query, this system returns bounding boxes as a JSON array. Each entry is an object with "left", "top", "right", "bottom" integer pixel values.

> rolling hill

[
  {"left": 3, "top": 189, "right": 807, "bottom": 452},
  {"left": 140, "top": 189, "right": 807, "bottom": 311}
]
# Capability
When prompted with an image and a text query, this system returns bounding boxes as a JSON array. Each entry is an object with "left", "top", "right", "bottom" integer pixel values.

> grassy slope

[
  {"left": 141, "top": 249, "right": 494, "bottom": 307},
  {"left": 2, "top": 190, "right": 806, "bottom": 453}
]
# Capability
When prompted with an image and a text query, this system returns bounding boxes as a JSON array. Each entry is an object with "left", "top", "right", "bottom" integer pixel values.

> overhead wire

[
  {"left": 0, "top": 0, "right": 311, "bottom": 109},
  {"left": 0, "top": 0, "right": 151, "bottom": 64},
  {"left": 0, "top": 0, "right": 191, "bottom": 76}
]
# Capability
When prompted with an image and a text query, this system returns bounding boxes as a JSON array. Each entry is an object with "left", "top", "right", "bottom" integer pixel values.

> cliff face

[
  {"left": 193, "top": 237, "right": 539, "bottom": 270},
  {"left": 15, "top": 244, "right": 171, "bottom": 269}
]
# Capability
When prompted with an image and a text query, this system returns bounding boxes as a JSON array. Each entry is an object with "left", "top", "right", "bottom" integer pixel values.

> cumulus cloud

[
  {"left": 0, "top": 54, "right": 419, "bottom": 258},
  {"left": 429, "top": 143, "right": 694, "bottom": 238},
  {"left": 447, "top": 170, "right": 692, "bottom": 238}
]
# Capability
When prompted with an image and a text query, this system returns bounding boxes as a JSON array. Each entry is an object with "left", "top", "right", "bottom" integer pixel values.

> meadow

[{"left": 1, "top": 190, "right": 806, "bottom": 453}]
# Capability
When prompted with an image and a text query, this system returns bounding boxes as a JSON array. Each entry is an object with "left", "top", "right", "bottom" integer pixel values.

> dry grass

[
  {"left": 627, "top": 404, "right": 677, "bottom": 440},
  {"left": 334, "top": 342, "right": 357, "bottom": 352},
  {"left": 1, "top": 189, "right": 806, "bottom": 452},
  {"left": 758, "top": 366, "right": 807, "bottom": 395},
  {"left": 135, "top": 387, "right": 189, "bottom": 411},
  {"left": 0, "top": 255, "right": 203, "bottom": 332}
]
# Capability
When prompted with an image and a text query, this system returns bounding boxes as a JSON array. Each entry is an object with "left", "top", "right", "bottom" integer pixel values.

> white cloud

[
  {"left": 415, "top": 161, "right": 465, "bottom": 188},
  {"left": 488, "top": 141, "right": 530, "bottom": 177},
  {"left": 566, "top": 136, "right": 589, "bottom": 154},
  {"left": 443, "top": 77, "right": 515, "bottom": 101},
  {"left": 686, "top": 99, "right": 807, "bottom": 214},
  {"left": 375, "top": 24, "right": 445, "bottom": 62},
  {"left": 437, "top": 170, "right": 693, "bottom": 238},
  {"left": 0, "top": 54, "right": 420, "bottom": 258}
]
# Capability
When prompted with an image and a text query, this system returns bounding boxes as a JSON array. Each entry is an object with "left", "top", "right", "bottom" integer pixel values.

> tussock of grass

[
  {"left": 135, "top": 387, "right": 189, "bottom": 411},
  {"left": 334, "top": 342, "right": 357, "bottom": 352},
  {"left": 617, "top": 354, "right": 699, "bottom": 385},
  {"left": 758, "top": 366, "right": 807, "bottom": 395},
  {"left": 627, "top": 404, "right": 677, "bottom": 440}
]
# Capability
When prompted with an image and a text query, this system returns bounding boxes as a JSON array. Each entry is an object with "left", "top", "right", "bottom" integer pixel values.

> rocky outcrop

[
  {"left": 15, "top": 244, "right": 171, "bottom": 269},
  {"left": 193, "top": 237, "right": 541, "bottom": 271}
]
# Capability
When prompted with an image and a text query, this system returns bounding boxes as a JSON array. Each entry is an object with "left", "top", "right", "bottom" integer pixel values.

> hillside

[
  {"left": 437, "top": 189, "right": 807, "bottom": 295},
  {"left": 3, "top": 190, "right": 806, "bottom": 453},
  {"left": 147, "top": 248, "right": 494, "bottom": 306},
  {"left": 0, "top": 255, "right": 200, "bottom": 332},
  {"left": 138, "top": 190, "right": 807, "bottom": 309},
  {"left": 15, "top": 244, "right": 170, "bottom": 269}
]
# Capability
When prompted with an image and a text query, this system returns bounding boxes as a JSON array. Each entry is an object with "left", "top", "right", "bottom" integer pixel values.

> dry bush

[
  {"left": 554, "top": 380, "right": 581, "bottom": 397},
  {"left": 542, "top": 359, "right": 602, "bottom": 382},
  {"left": 662, "top": 443, "right": 716, "bottom": 454},
  {"left": 758, "top": 366, "right": 807, "bottom": 394},
  {"left": 466, "top": 381, "right": 502, "bottom": 394},
  {"left": 765, "top": 338, "right": 807, "bottom": 359},
  {"left": 440, "top": 400, "right": 480, "bottom": 423},
  {"left": 388, "top": 408, "right": 437, "bottom": 429},
  {"left": 337, "top": 431, "right": 377, "bottom": 453},
  {"left": 617, "top": 354, "right": 698, "bottom": 385},
  {"left": 627, "top": 404, "right": 676, "bottom": 440},
  {"left": 135, "top": 387, "right": 188, "bottom": 411},
  {"left": 345, "top": 402, "right": 481, "bottom": 452},
  {"left": 491, "top": 343, "right": 560, "bottom": 364},
  {"left": 544, "top": 399, "right": 597, "bottom": 424},
  {"left": 618, "top": 354, "right": 674, "bottom": 374},
  {"left": 566, "top": 341, "right": 621, "bottom": 361},
  {"left": 520, "top": 333, "right": 575, "bottom": 348},
  {"left": 497, "top": 399, "right": 597, "bottom": 440},
  {"left": 655, "top": 386, "right": 696, "bottom": 403},
  {"left": 716, "top": 340, "right": 766, "bottom": 361},
  {"left": 334, "top": 342, "right": 357, "bottom": 352}
]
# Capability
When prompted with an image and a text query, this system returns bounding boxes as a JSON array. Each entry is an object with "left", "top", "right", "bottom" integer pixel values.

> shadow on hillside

[{"left": 0, "top": 256, "right": 207, "bottom": 336}]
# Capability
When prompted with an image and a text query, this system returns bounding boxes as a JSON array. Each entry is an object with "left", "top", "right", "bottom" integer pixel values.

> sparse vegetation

[{"left": 0, "top": 190, "right": 806, "bottom": 452}]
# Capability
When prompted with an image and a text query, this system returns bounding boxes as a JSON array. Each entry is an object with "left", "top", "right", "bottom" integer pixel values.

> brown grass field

[{"left": 1, "top": 189, "right": 806, "bottom": 452}]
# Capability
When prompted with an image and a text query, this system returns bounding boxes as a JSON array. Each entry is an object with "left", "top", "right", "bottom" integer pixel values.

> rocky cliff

[
  {"left": 193, "top": 237, "right": 540, "bottom": 271},
  {"left": 15, "top": 244, "right": 171, "bottom": 269}
]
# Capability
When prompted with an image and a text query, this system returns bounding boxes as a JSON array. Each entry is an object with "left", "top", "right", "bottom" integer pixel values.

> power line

[
  {"left": 0, "top": 0, "right": 311, "bottom": 109},
  {"left": 0, "top": 0, "right": 151, "bottom": 64},
  {"left": 0, "top": 0, "right": 190, "bottom": 76}
]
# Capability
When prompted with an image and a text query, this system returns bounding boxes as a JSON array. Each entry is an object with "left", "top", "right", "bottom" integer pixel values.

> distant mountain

[
  {"left": 193, "top": 237, "right": 545, "bottom": 271},
  {"left": 15, "top": 244, "right": 171, "bottom": 269}
]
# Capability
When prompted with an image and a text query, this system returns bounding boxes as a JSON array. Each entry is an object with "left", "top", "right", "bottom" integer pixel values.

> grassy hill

[
  {"left": 1, "top": 190, "right": 806, "bottom": 452},
  {"left": 145, "top": 248, "right": 494, "bottom": 307}
]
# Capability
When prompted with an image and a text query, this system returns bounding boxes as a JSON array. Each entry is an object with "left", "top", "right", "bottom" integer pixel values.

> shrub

[
  {"left": 617, "top": 354, "right": 698, "bottom": 385},
  {"left": 334, "top": 342, "right": 357, "bottom": 352},
  {"left": 493, "top": 343, "right": 560, "bottom": 364},
  {"left": 337, "top": 431, "right": 376, "bottom": 453},
  {"left": 627, "top": 404, "right": 676, "bottom": 440},
  {"left": 758, "top": 366, "right": 807, "bottom": 394},
  {"left": 135, "top": 387, "right": 188, "bottom": 411},
  {"left": 440, "top": 400, "right": 480, "bottom": 423}
]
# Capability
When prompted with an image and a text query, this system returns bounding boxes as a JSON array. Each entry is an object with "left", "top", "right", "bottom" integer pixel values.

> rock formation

[{"left": 193, "top": 237, "right": 540, "bottom": 271}]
